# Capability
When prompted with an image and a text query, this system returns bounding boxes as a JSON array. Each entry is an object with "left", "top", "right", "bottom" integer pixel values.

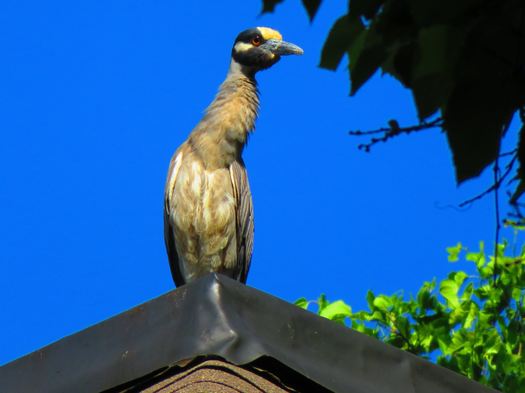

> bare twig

[
  {"left": 458, "top": 153, "right": 518, "bottom": 208},
  {"left": 500, "top": 149, "right": 518, "bottom": 158},
  {"left": 493, "top": 144, "right": 502, "bottom": 280},
  {"left": 349, "top": 118, "right": 443, "bottom": 152},
  {"left": 508, "top": 199, "right": 525, "bottom": 222}
]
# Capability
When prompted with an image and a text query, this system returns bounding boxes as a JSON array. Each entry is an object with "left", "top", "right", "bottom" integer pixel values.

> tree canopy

[
  {"left": 263, "top": 0, "right": 525, "bottom": 212},
  {"left": 262, "top": 2, "right": 525, "bottom": 388}
]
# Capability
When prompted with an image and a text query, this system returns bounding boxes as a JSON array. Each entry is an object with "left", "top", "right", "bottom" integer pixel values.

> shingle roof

[{"left": 0, "top": 274, "right": 499, "bottom": 393}]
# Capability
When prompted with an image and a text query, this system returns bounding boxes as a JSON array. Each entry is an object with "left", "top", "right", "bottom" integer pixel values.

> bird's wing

[
  {"left": 229, "top": 159, "right": 254, "bottom": 283},
  {"left": 164, "top": 149, "right": 185, "bottom": 286}
]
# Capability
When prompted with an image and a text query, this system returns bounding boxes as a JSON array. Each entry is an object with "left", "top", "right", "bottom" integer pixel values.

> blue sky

[{"left": 0, "top": 1, "right": 519, "bottom": 364}]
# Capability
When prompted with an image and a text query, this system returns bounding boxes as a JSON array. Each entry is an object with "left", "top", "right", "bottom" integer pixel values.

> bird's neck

[{"left": 189, "top": 60, "right": 260, "bottom": 168}]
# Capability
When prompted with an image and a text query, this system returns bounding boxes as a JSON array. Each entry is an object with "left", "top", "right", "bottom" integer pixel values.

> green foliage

[
  {"left": 262, "top": 0, "right": 525, "bottom": 202},
  {"left": 261, "top": 0, "right": 284, "bottom": 13},
  {"left": 295, "top": 236, "right": 525, "bottom": 391},
  {"left": 260, "top": 0, "right": 320, "bottom": 22},
  {"left": 301, "top": 0, "right": 322, "bottom": 22}
]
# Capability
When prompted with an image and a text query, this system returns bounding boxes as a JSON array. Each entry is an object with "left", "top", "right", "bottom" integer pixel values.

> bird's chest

[{"left": 174, "top": 161, "right": 236, "bottom": 234}]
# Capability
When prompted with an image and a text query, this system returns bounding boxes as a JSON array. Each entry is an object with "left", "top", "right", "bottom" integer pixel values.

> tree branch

[
  {"left": 458, "top": 152, "right": 518, "bottom": 208},
  {"left": 349, "top": 118, "right": 443, "bottom": 152}
]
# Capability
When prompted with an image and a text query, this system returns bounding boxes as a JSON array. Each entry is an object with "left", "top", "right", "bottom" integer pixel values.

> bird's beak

[{"left": 262, "top": 39, "right": 304, "bottom": 56}]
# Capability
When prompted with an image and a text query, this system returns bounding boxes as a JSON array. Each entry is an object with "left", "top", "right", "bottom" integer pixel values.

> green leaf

[
  {"left": 319, "top": 300, "right": 352, "bottom": 320},
  {"left": 506, "top": 319, "right": 521, "bottom": 346},
  {"left": 366, "top": 290, "right": 376, "bottom": 309},
  {"left": 411, "top": 25, "right": 464, "bottom": 120},
  {"left": 440, "top": 279, "right": 460, "bottom": 307},
  {"left": 348, "top": 0, "right": 384, "bottom": 20},
  {"left": 447, "top": 242, "right": 463, "bottom": 262},
  {"left": 480, "top": 259, "right": 494, "bottom": 279},
  {"left": 317, "top": 293, "right": 329, "bottom": 312},
  {"left": 406, "top": 0, "right": 483, "bottom": 27},
  {"left": 294, "top": 297, "right": 310, "bottom": 310},
  {"left": 352, "top": 310, "right": 371, "bottom": 320},
  {"left": 449, "top": 271, "right": 468, "bottom": 287},
  {"left": 395, "top": 315, "right": 411, "bottom": 339},
  {"left": 482, "top": 333, "right": 501, "bottom": 357},
  {"left": 320, "top": 14, "right": 364, "bottom": 70},
  {"left": 460, "top": 282, "right": 474, "bottom": 302},
  {"left": 449, "top": 304, "right": 467, "bottom": 325},
  {"left": 419, "top": 331, "right": 433, "bottom": 351},
  {"left": 444, "top": 76, "right": 515, "bottom": 184},
  {"left": 416, "top": 283, "right": 431, "bottom": 306},
  {"left": 463, "top": 302, "right": 478, "bottom": 329},
  {"left": 382, "top": 42, "right": 416, "bottom": 87},
  {"left": 261, "top": 0, "right": 284, "bottom": 13},
  {"left": 370, "top": 310, "right": 385, "bottom": 322},
  {"left": 373, "top": 295, "right": 393, "bottom": 311},
  {"left": 301, "top": 0, "right": 321, "bottom": 22},
  {"left": 511, "top": 287, "right": 522, "bottom": 302},
  {"left": 415, "top": 279, "right": 437, "bottom": 310},
  {"left": 348, "top": 26, "right": 387, "bottom": 95},
  {"left": 466, "top": 242, "right": 486, "bottom": 270},
  {"left": 414, "top": 25, "right": 464, "bottom": 77},
  {"left": 476, "top": 284, "right": 493, "bottom": 300},
  {"left": 353, "top": 322, "right": 379, "bottom": 337},
  {"left": 511, "top": 124, "right": 525, "bottom": 204}
]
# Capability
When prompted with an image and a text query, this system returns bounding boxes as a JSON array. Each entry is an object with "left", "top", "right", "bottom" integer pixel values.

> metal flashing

[{"left": 0, "top": 274, "right": 499, "bottom": 393}]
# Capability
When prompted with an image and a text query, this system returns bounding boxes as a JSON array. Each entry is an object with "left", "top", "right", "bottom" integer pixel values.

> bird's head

[{"left": 231, "top": 27, "right": 303, "bottom": 75}]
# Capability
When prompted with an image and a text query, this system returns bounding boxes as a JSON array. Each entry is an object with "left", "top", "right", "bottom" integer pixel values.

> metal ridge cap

[{"left": 0, "top": 273, "right": 500, "bottom": 393}]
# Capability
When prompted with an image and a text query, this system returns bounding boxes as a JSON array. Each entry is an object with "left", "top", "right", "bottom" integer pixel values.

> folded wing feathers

[{"left": 229, "top": 160, "right": 254, "bottom": 282}]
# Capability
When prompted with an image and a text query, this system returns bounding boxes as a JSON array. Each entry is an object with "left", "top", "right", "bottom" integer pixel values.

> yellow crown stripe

[{"left": 256, "top": 27, "right": 282, "bottom": 41}]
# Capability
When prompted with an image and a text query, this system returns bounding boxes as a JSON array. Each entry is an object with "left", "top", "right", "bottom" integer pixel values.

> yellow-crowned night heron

[{"left": 164, "top": 27, "right": 303, "bottom": 286}]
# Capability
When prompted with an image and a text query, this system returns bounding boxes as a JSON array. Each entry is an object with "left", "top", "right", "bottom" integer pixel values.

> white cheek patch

[{"left": 234, "top": 42, "right": 253, "bottom": 53}]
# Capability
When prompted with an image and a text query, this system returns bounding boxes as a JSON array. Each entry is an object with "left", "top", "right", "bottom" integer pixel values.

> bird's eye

[{"left": 251, "top": 36, "right": 262, "bottom": 46}]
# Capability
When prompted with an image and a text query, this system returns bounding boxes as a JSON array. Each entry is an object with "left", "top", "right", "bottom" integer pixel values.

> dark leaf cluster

[{"left": 263, "top": 0, "right": 525, "bottom": 204}]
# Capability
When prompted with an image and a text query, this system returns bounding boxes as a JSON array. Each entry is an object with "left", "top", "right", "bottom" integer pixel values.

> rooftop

[{"left": 0, "top": 274, "right": 499, "bottom": 393}]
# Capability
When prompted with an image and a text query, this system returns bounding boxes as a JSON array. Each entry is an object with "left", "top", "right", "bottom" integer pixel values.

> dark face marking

[
  {"left": 231, "top": 28, "right": 280, "bottom": 71},
  {"left": 235, "top": 28, "right": 263, "bottom": 45}
]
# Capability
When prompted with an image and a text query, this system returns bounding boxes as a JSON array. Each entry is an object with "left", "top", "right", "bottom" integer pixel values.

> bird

[{"left": 163, "top": 27, "right": 303, "bottom": 286}]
